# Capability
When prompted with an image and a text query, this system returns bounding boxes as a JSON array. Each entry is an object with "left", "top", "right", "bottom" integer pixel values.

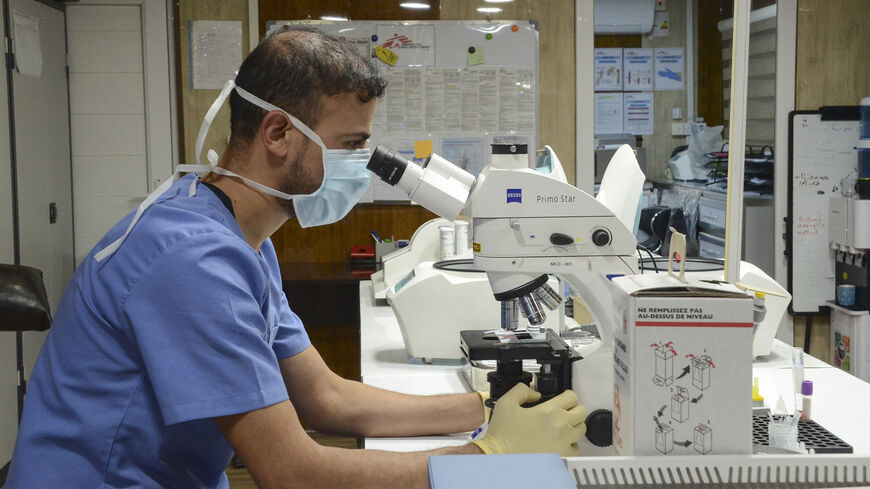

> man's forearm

[
  {"left": 314, "top": 378, "right": 484, "bottom": 438},
  {"left": 279, "top": 348, "right": 484, "bottom": 439},
  {"left": 217, "top": 398, "right": 485, "bottom": 489}
]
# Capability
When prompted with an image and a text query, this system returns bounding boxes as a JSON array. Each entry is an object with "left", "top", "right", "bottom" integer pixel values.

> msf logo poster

[
  {"left": 374, "top": 25, "right": 435, "bottom": 66},
  {"left": 506, "top": 188, "right": 522, "bottom": 204}
]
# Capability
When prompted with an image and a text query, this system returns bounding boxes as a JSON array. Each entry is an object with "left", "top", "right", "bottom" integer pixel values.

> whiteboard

[
  {"left": 787, "top": 110, "right": 859, "bottom": 313},
  {"left": 266, "top": 20, "right": 539, "bottom": 202}
]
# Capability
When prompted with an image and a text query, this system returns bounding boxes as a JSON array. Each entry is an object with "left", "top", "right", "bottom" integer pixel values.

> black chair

[
  {"left": 0, "top": 264, "right": 52, "bottom": 426},
  {"left": 637, "top": 206, "right": 688, "bottom": 256},
  {"left": 637, "top": 206, "right": 672, "bottom": 254}
]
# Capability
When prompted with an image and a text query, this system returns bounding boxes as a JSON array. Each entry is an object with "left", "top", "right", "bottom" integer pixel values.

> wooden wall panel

[
  {"left": 439, "top": 0, "right": 576, "bottom": 185},
  {"left": 795, "top": 0, "right": 870, "bottom": 110},
  {"left": 271, "top": 204, "right": 436, "bottom": 264},
  {"left": 259, "top": 0, "right": 440, "bottom": 38},
  {"left": 595, "top": 35, "right": 641, "bottom": 49},
  {"left": 177, "top": 1, "right": 250, "bottom": 166},
  {"left": 696, "top": 0, "right": 729, "bottom": 128}
]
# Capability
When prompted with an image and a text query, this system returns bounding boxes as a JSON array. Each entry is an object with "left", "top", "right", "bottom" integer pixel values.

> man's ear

[{"left": 259, "top": 111, "right": 295, "bottom": 159}]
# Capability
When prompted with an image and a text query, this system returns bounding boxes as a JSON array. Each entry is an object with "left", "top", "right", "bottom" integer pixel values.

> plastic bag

[
  {"left": 660, "top": 186, "right": 701, "bottom": 254},
  {"left": 686, "top": 123, "right": 725, "bottom": 180}
]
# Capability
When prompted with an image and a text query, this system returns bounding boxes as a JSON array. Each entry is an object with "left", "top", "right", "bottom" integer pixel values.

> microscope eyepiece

[
  {"left": 364, "top": 145, "right": 476, "bottom": 221},
  {"left": 366, "top": 145, "right": 410, "bottom": 186}
]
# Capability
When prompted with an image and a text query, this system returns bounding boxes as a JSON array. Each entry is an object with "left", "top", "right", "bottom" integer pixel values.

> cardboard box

[{"left": 611, "top": 273, "right": 753, "bottom": 456}]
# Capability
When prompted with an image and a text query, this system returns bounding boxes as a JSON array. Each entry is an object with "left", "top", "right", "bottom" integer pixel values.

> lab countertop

[{"left": 358, "top": 281, "right": 870, "bottom": 455}]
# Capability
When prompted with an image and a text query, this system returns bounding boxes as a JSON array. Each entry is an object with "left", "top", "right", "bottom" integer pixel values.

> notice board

[
  {"left": 266, "top": 20, "right": 539, "bottom": 202},
  {"left": 786, "top": 107, "right": 860, "bottom": 314}
]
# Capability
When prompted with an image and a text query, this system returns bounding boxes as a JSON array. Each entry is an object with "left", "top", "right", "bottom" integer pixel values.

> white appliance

[
  {"left": 386, "top": 256, "right": 564, "bottom": 362},
  {"left": 682, "top": 260, "right": 791, "bottom": 358},
  {"left": 370, "top": 218, "right": 452, "bottom": 300},
  {"left": 593, "top": 0, "right": 655, "bottom": 34}
]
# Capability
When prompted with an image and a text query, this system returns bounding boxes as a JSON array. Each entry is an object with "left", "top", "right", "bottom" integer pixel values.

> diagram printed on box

[{"left": 649, "top": 341, "right": 716, "bottom": 455}]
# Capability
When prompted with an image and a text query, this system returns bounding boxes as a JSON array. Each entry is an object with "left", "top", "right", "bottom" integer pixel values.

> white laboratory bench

[{"left": 358, "top": 281, "right": 870, "bottom": 455}]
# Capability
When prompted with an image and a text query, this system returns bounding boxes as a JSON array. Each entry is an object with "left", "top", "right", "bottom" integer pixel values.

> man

[{"left": 8, "top": 27, "right": 585, "bottom": 488}]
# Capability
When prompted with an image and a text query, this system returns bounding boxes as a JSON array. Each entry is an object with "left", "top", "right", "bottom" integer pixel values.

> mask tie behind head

[
  {"left": 195, "top": 78, "right": 236, "bottom": 167},
  {"left": 233, "top": 86, "right": 328, "bottom": 151},
  {"left": 94, "top": 78, "right": 236, "bottom": 262}
]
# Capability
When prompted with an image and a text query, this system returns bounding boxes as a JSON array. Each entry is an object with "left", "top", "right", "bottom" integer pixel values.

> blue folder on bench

[{"left": 428, "top": 453, "right": 576, "bottom": 489}]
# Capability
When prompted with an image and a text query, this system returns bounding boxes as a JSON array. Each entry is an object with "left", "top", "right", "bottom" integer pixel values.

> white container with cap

[{"left": 439, "top": 225, "right": 455, "bottom": 260}]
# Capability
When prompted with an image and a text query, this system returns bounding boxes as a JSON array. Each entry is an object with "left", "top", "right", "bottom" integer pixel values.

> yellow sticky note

[
  {"left": 466, "top": 47, "right": 486, "bottom": 66},
  {"left": 375, "top": 45, "right": 398, "bottom": 66},
  {"left": 414, "top": 140, "right": 434, "bottom": 159}
]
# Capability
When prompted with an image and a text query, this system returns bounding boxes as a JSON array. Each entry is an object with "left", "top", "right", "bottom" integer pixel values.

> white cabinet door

[
  {"left": 10, "top": 0, "right": 73, "bottom": 313},
  {"left": 67, "top": 2, "right": 174, "bottom": 265},
  {"left": 6, "top": 0, "right": 73, "bottom": 455},
  {"left": 67, "top": 4, "right": 147, "bottom": 263}
]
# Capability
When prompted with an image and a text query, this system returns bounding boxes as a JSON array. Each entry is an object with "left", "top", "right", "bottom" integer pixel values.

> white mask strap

[
  {"left": 210, "top": 165, "right": 294, "bottom": 200},
  {"left": 195, "top": 78, "right": 236, "bottom": 165},
  {"left": 233, "top": 85, "right": 327, "bottom": 150},
  {"left": 94, "top": 174, "right": 182, "bottom": 261}
]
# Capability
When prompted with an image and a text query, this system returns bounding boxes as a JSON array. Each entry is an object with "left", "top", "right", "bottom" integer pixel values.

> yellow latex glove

[{"left": 472, "top": 383, "right": 587, "bottom": 457}]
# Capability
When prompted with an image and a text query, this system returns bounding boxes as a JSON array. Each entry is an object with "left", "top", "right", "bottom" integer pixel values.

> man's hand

[{"left": 471, "top": 383, "right": 587, "bottom": 457}]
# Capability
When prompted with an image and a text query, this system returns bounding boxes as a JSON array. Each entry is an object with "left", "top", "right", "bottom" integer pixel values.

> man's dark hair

[{"left": 229, "top": 26, "right": 386, "bottom": 145}]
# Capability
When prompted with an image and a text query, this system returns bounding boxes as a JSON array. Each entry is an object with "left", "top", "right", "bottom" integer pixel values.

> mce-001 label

[{"left": 537, "top": 194, "right": 576, "bottom": 204}]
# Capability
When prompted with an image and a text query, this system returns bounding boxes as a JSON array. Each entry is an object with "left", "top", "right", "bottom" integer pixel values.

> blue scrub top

[{"left": 8, "top": 174, "right": 311, "bottom": 489}]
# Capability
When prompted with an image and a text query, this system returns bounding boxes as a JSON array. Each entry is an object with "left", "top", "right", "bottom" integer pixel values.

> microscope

[{"left": 367, "top": 143, "right": 638, "bottom": 454}]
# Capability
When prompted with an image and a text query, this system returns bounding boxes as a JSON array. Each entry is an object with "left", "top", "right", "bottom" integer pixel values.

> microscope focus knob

[
  {"left": 592, "top": 229, "right": 611, "bottom": 247},
  {"left": 584, "top": 409, "right": 613, "bottom": 447},
  {"left": 549, "top": 233, "right": 574, "bottom": 246}
]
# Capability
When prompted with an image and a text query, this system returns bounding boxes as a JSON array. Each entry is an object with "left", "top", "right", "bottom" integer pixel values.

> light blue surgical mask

[
  {"left": 94, "top": 79, "right": 372, "bottom": 261},
  {"left": 231, "top": 84, "right": 372, "bottom": 228}
]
